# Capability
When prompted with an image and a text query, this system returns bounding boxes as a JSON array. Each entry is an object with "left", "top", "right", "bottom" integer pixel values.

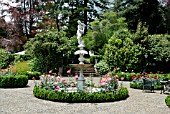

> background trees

[
  {"left": 24, "top": 30, "right": 73, "bottom": 72},
  {"left": 1, "top": 0, "right": 170, "bottom": 73}
]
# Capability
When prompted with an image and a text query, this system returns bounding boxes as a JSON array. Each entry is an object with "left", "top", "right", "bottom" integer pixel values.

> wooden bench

[{"left": 142, "top": 78, "right": 155, "bottom": 92}]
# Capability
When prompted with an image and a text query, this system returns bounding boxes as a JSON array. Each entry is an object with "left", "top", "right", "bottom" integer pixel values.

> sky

[
  {"left": 0, "top": 0, "right": 18, "bottom": 22},
  {"left": 0, "top": 0, "right": 114, "bottom": 22}
]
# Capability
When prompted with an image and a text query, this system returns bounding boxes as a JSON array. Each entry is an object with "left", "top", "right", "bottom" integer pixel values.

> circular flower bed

[
  {"left": 32, "top": 71, "right": 129, "bottom": 103},
  {"left": 0, "top": 75, "right": 28, "bottom": 88},
  {"left": 33, "top": 86, "right": 128, "bottom": 103},
  {"left": 130, "top": 73, "right": 163, "bottom": 90}
]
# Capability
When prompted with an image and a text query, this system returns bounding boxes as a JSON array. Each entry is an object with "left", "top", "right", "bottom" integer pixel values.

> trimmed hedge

[
  {"left": 130, "top": 83, "right": 163, "bottom": 90},
  {"left": 0, "top": 75, "right": 28, "bottom": 88},
  {"left": 165, "top": 95, "right": 170, "bottom": 108},
  {"left": 26, "top": 71, "right": 41, "bottom": 80},
  {"left": 33, "top": 86, "right": 129, "bottom": 103}
]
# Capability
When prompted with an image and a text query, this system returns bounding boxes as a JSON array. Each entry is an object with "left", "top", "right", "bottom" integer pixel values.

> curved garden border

[
  {"left": 33, "top": 86, "right": 129, "bottom": 103},
  {"left": 165, "top": 95, "right": 170, "bottom": 108},
  {"left": 0, "top": 75, "right": 28, "bottom": 88},
  {"left": 130, "top": 83, "right": 163, "bottom": 90}
]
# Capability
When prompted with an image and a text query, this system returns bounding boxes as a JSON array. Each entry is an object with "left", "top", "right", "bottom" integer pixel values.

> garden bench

[
  {"left": 160, "top": 80, "right": 170, "bottom": 94},
  {"left": 142, "top": 78, "right": 155, "bottom": 92}
]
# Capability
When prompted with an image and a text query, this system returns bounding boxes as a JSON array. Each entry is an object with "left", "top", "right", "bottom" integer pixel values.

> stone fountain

[{"left": 72, "top": 20, "right": 93, "bottom": 91}]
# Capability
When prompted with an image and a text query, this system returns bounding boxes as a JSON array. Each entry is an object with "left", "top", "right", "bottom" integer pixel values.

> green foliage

[
  {"left": 33, "top": 86, "right": 129, "bottom": 103},
  {"left": 117, "top": 72, "right": 136, "bottom": 81},
  {"left": 145, "top": 34, "right": 170, "bottom": 62},
  {"left": 0, "top": 75, "right": 28, "bottom": 88},
  {"left": 112, "top": 0, "right": 168, "bottom": 34},
  {"left": 0, "top": 48, "right": 10, "bottom": 68},
  {"left": 165, "top": 95, "right": 170, "bottom": 108},
  {"left": 90, "top": 55, "right": 102, "bottom": 64},
  {"left": 11, "top": 61, "right": 31, "bottom": 75},
  {"left": 25, "top": 30, "right": 72, "bottom": 72},
  {"left": 130, "top": 73, "right": 164, "bottom": 90},
  {"left": 84, "top": 12, "right": 128, "bottom": 53},
  {"left": 94, "top": 61, "right": 110, "bottom": 75},
  {"left": 13, "top": 54, "right": 32, "bottom": 63},
  {"left": 26, "top": 71, "right": 41, "bottom": 80},
  {"left": 103, "top": 33, "right": 142, "bottom": 71}
]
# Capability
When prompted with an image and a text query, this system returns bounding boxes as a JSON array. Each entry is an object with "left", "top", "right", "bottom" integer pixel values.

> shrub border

[
  {"left": 0, "top": 75, "right": 28, "bottom": 88},
  {"left": 130, "top": 83, "right": 163, "bottom": 90},
  {"left": 165, "top": 95, "right": 170, "bottom": 108},
  {"left": 33, "top": 86, "right": 129, "bottom": 103}
]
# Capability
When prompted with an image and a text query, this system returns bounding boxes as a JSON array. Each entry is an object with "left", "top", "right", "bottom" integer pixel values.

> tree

[
  {"left": 24, "top": 29, "right": 72, "bottom": 72},
  {"left": 83, "top": 12, "right": 128, "bottom": 54},
  {"left": 144, "top": 34, "right": 170, "bottom": 73},
  {"left": 65, "top": 0, "right": 110, "bottom": 37},
  {"left": 103, "top": 32, "right": 142, "bottom": 72},
  {"left": 111, "top": 0, "right": 169, "bottom": 34}
]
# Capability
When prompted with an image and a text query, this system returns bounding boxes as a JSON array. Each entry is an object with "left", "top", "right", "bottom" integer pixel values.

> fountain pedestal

[{"left": 78, "top": 68, "right": 85, "bottom": 91}]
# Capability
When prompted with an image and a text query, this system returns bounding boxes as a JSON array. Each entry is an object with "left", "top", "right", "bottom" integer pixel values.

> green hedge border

[
  {"left": 0, "top": 75, "right": 28, "bottom": 88},
  {"left": 33, "top": 86, "right": 129, "bottom": 103},
  {"left": 130, "top": 83, "right": 163, "bottom": 90},
  {"left": 165, "top": 95, "right": 170, "bottom": 108}
]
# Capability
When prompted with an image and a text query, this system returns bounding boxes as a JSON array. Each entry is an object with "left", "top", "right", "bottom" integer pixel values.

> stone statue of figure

[{"left": 77, "top": 20, "right": 86, "bottom": 45}]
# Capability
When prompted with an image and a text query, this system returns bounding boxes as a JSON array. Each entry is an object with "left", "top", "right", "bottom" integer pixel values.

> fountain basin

[{"left": 69, "top": 64, "right": 93, "bottom": 68}]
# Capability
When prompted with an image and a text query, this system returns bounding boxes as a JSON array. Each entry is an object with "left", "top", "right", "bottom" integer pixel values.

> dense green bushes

[
  {"left": 0, "top": 75, "right": 28, "bottom": 88},
  {"left": 11, "top": 61, "right": 31, "bottom": 75},
  {"left": 0, "top": 48, "right": 10, "bottom": 69},
  {"left": 130, "top": 83, "right": 163, "bottom": 90},
  {"left": 33, "top": 86, "right": 129, "bottom": 103},
  {"left": 26, "top": 71, "right": 41, "bottom": 80},
  {"left": 165, "top": 95, "right": 170, "bottom": 108}
]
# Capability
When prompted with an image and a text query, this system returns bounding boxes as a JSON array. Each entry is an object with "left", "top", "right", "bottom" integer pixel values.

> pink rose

[
  {"left": 117, "top": 88, "right": 120, "bottom": 91},
  {"left": 108, "top": 77, "right": 112, "bottom": 81},
  {"left": 67, "top": 68, "right": 71, "bottom": 74},
  {"left": 116, "top": 79, "right": 119, "bottom": 82},
  {"left": 101, "top": 78, "right": 106, "bottom": 83},
  {"left": 114, "top": 75, "right": 118, "bottom": 79},
  {"left": 53, "top": 82, "right": 57, "bottom": 86},
  {"left": 56, "top": 86, "right": 60, "bottom": 90},
  {"left": 100, "top": 82, "right": 106, "bottom": 86},
  {"left": 70, "top": 83, "right": 75, "bottom": 87},
  {"left": 49, "top": 70, "right": 53, "bottom": 74},
  {"left": 121, "top": 77, "right": 124, "bottom": 81},
  {"left": 74, "top": 75, "right": 79, "bottom": 81},
  {"left": 94, "top": 83, "right": 97, "bottom": 88}
]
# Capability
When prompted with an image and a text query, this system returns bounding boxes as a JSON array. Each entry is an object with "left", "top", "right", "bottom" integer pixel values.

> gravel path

[{"left": 0, "top": 78, "right": 170, "bottom": 114}]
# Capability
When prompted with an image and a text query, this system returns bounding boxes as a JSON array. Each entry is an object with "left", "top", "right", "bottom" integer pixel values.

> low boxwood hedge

[
  {"left": 33, "top": 86, "right": 129, "bottom": 103},
  {"left": 0, "top": 75, "right": 28, "bottom": 88},
  {"left": 165, "top": 95, "right": 170, "bottom": 108},
  {"left": 130, "top": 83, "right": 163, "bottom": 90}
]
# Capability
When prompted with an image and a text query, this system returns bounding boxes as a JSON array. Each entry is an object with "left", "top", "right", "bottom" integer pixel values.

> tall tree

[
  {"left": 66, "top": 0, "right": 110, "bottom": 37},
  {"left": 111, "top": 0, "right": 169, "bottom": 34}
]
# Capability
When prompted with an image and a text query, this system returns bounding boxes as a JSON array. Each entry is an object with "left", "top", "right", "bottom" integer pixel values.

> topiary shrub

[
  {"left": 33, "top": 86, "right": 129, "bottom": 103},
  {"left": 165, "top": 95, "right": 170, "bottom": 108},
  {"left": 0, "top": 75, "right": 28, "bottom": 88}
]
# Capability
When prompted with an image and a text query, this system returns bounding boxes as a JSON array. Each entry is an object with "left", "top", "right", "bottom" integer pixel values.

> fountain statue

[{"left": 73, "top": 20, "right": 92, "bottom": 91}]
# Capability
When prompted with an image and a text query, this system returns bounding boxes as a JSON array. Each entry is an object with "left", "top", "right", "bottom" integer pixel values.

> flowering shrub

[
  {"left": 130, "top": 73, "right": 164, "bottom": 90},
  {"left": 33, "top": 70, "right": 129, "bottom": 102},
  {"left": 34, "top": 70, "right": 123, "bottom": 93},
  {"left": 94, "top": 61, "right": 110, "bottom": 75},
  {"left": 99, "top": 72, "right": 119, "bottom": 93}
]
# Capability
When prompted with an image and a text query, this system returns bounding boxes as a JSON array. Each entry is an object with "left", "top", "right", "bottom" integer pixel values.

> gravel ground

[{"left": 0, "top": 77, "right": 170, "bottom": 114}]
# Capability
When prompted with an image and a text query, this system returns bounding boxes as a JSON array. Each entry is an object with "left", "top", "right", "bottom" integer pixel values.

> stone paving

[{"left": 0, "top": 77, "right": 170, "bottom": 114}]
